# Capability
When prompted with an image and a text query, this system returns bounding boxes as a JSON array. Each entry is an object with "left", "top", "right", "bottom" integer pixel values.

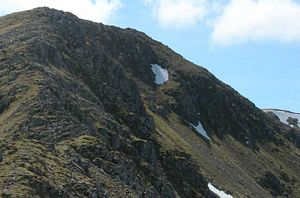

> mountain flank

[{"left": 0, "top": 7, "right": 299, "bottom": 198}]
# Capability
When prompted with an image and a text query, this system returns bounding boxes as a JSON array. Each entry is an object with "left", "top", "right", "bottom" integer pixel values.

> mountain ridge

[
  {"left": 0, "top": 7, "right": 299, "bottom": 198},
  {"left": 263, "top": 108, "right": 300, "bottom": 115}
]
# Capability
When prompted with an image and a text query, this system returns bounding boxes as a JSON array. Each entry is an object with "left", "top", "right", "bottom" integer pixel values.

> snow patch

[
  {"left": 208, "top": 183, "right": 233, "bottom": 198},
  {"left": 151, "top": 64, "right": 169, "bottom": 85},
  {"left": 191, "top": 121, "right": 210, "bottom": 140},
  {"left": 263, "top": 109, "right": 300, "bottom": 128}
]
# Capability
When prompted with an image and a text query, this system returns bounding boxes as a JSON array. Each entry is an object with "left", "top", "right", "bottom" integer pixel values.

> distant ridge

[{"left": 263, "top": 108, "right": 300, "bottom": 115}]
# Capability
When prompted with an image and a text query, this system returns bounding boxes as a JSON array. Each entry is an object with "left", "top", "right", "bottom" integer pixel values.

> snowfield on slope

[
  {"left": 151, "top": 64, "right": 169, "bottom": 85},
  {"left": 263, "top": 109, "right": 300, "bottom": 127},
  {"left": 191, "top": 121, "right": 210, "bottom": 140},
  {"left": 208, "top": 183, "right": 233, "bottom": 198}
]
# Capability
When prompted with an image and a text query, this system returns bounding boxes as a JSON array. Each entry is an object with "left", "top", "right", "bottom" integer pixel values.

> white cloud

[
  {"left": 145, "top": 0, "right": 208, "bottom": 28},
  {"left": 0, "top": 0, "right": 122, "bottom": 23},
  {"left": 211, "top": 0, "right": 300, "bottom": 45}
]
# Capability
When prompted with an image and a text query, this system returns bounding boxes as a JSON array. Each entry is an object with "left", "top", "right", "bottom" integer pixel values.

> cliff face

[{"left": 0, "top": 7, "right": 299, "bottom": 198}]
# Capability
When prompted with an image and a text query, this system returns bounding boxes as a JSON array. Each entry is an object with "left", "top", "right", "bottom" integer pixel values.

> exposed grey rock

[
  {"left": 0, "top": 98, "right": 10, "bottom": 114},
  {"left": 0, "top": 152, "right": 3, "bottom": 162}
]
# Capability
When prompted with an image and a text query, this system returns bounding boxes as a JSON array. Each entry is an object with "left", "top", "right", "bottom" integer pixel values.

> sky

[{"left": 0, "top": 0, "right": 299, "bottom": 112}]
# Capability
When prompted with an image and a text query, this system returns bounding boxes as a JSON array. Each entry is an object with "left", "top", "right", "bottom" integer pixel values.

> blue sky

[{"left": 0, "top": 0, "right": 299, "bottom": 112}]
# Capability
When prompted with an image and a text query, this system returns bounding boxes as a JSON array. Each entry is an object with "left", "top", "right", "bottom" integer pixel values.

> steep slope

[{"left": 0, "top": 7, "right": 299, "bottom": 198}]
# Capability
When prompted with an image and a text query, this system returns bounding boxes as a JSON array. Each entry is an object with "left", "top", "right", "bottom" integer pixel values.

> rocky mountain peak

[{"left": 0, "top": 7, "right": 299, "bottom": 197}]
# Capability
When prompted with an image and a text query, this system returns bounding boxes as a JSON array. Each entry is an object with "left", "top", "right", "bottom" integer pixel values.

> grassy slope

[{"left": 150, "top": 109, "right": 300, "bottom": 197}]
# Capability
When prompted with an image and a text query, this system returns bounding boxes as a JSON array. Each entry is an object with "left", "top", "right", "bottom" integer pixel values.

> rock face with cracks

[{"left": 0, "top": 7, "right": 299, "bottom": 198}]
